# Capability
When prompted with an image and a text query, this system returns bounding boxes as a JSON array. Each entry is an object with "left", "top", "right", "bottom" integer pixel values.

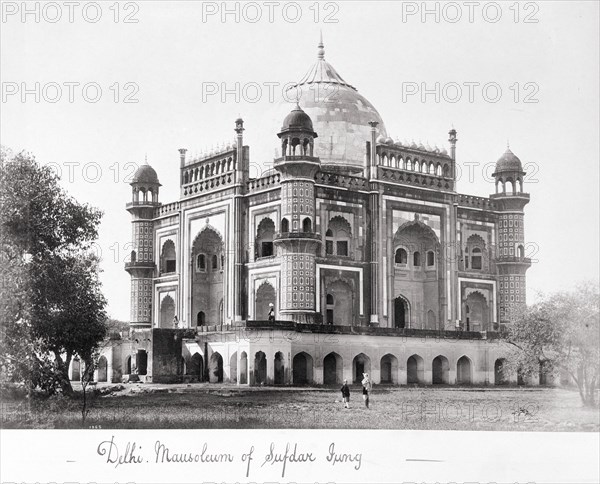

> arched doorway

[
  {"left": 464, "top": 291, "right": 490, "bottom": 331},
  {"left": 255, "top": 218, "right": 275, "bottom": 258},
  {"left": 239, "top": 352, "right": 248, "bottom": 384},
  {"left": 353, "top": 353, "right": 371, "bottom": 383},
  {"left": 380, "top": 354, "right": 398, "bottom": 384},
  {"left": 192, "top": 228, "right": 224, "bottom": 325},
  {"left": 209, "top": 352, "right": 223, "bottom": 383},
  {"left": 230, "top": 352, "right": 238, "bottom": 383},
  {"left": 97, "top": 356, "right": 108, "bottom": 382},
  {"left": 494, "top": 358, "right": 508, "bottom": 385},
  {"left": 255, "top": 282, "right": 276, "bottom": 320},
  {"left": 274, "top": 351, "right": 285, "bottom": 384},
  {"left": 407, "top": 354, "right": 424, "bottom": 384},
  {"left": 125, "top": 356, "right": 132, "bottom": 375},
  {"left": 325, "top": 280, "right": 353, "bottom": 326},
  {"left": 189, "top": 353, "right": 204, "bottom": 381},
  {"left": 539, "top": 361, "right": 550, "bottom": 385},
  {"left": 137, "top": 349, "right": 148, "bottom": 375},
  {"left": 254, "top": 351, "right": 267, "bottom": 384},
  {"left": 160, "top": 295, "right": 175, "bottom": 328},
  {"left": 71, "top": 358, "right": 81, "bottom": 381},
  {"left": 394, "top": 296, "right": 408, "bottom": 328},
  {"left": 456, "top": 356, "right": 472, "bottom": 384},
  {"left": 323, "top": 352, "right": 342, "bottom": 384},
  {"left": 292, "top": 352, "right": 313, "bottom": 385},
  {"left": 517, "top": 368, "right": 527, "bottom": 386},
  {"left": 432, "top": 355, "right": 449, "bottom": 384}
]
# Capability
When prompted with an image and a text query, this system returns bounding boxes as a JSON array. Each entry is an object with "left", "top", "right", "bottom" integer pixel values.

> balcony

[
  {"left": 274, "top": 231, "right": 321, "bottom": 241},
  {"left": 490, "top": 192, "right": 530, "bottom": 200},
  {"left": 126, "top": 200, "right": 160, "bottom": 210},
  {"left": 274, "top": 155, "right": 320, "bottom": 164},
  {"left": 496, "top": 256, "right": 532, "bottom": 266},
  {"left": 125, "top": 261, "right": 156, "bottom": 271}
]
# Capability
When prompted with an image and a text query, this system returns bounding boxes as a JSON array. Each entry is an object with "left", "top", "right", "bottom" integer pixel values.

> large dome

[{"left": 266, "top": 37, "right": 387, "bottom": 174}]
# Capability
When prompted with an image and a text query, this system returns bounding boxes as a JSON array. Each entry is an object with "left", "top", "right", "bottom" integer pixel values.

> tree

[
  {"left": 0, "top": 148, "right": 107, "bottom": 395},
  {"left": 505, "top": 282, "right": 599, "bottom": 407}
]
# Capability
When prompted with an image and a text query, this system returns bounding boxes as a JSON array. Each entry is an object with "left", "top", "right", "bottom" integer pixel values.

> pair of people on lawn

[{"left": 340, "top": 373, "right": 372, "bottom": 408}]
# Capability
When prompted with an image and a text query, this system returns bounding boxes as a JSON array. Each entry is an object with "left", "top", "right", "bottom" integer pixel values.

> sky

[{"left": 2, "top": 1, "right": 598, "bottom": 321}]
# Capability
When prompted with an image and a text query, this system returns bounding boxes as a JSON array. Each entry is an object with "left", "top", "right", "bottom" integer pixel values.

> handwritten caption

[{"left": 97, "top": 436, "right": 362, "bottom": 478}]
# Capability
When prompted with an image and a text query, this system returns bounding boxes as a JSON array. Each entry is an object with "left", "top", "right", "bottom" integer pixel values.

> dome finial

[
  {"left": 507, "top": 139, "right": 510, "bottom": 150},
  {"left": 144, "top": 153, "right": 148, "bottom": 165},
  {"left": 317, "top": 30, "right": 325, "bottom": 59}
]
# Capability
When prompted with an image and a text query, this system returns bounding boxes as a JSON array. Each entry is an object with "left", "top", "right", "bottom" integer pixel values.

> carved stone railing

[
  {"left": 458, "top": 194, "right": 497, "bottom": 211},
  {"left": 377, "top": 166, "right": 454, "bottom": 190},
  {"left": 197, "top": 320, "right": 503, "bottom": 340},
  {"left": 246, "top": 173, "right": 281, "bottom": 192},
  {"left": 314, "top": 171, "right": 368, "bottom": 190},
  {"left": 182, "top": 172, "right": 235, "bottom": 197},
  {"left": 154, "top": 201, "right": 180, "bottom": 218},
  {"left": 181, "top": 148, "right": 236, "bottom": 197}
]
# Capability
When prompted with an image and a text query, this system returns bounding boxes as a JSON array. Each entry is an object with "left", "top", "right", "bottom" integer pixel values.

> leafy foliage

[
  {"left": 0, "top": 148, "right": 107, "bottom": 395},
  {"left": 505, "top": 282, "right": 600, "bottom": 406}
]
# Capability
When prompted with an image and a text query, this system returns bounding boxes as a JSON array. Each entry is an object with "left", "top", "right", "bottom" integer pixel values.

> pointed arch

[
  {"left": 380, "top": 354, "right": 398, "bottom": 384},
  {"left": 255, "top": 280, "right": 276, "bottom": 320},
  {"left": 407, "top": 354, "right": 424, "bottom": 384},
  {"left": 256, "top": 217, "right": 275, "bottom": 258},
  {"left": 352, "top": 353, "right": 371, "bottom": 383},
  {"left": 160, "top": 294, "right": 176, "bottom": 328},
  {"left": 456, "top": 355, "right": 473, "bottom": 384},
  {"left": 293, "top": 351, "right": 314, "bottom": 385},
  {"left": 432, "top": 355, "right": 449, "bottom": 384},
  {"left": 323, "top": 352, "right": 343, "bottom": 384}
]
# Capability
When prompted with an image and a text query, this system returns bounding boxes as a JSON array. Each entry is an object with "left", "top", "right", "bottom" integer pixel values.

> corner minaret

[
  {"left": 491, "top": 146, "right": 531, "bottom": 329},
  {"left": 126, "top": 158, "right": 161, "bottom": 328},
  {"left": 273, "top": 104, "right": 322, "bottom": 323}
]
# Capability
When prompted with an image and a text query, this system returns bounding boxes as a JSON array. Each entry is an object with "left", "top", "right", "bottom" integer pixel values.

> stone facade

[{"left": 84, "top": 38, "right": 535, "bottom": 386}]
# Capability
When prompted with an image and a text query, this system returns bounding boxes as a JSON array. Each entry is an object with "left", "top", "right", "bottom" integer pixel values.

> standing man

[
  {"left": 340, "top": 379, "right": 350, "bottom": 409},
  {"left": 361, "top": 373, "right": 372, "bottom": 408},
  {"left": 267, "top": 303, "right": 275, "bottom": 322}
]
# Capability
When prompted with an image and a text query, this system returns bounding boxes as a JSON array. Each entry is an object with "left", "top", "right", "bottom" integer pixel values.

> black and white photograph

[{"left": 1, "top": 1, "right": 598, "bottom": 483}]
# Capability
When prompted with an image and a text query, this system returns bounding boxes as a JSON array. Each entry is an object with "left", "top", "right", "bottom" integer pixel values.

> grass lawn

[{"left": 2, "top": 383, "right": 598, "bottom": 431}]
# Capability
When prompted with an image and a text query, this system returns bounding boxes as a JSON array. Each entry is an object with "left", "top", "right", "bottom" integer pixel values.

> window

[
  {"left": 261, "top": 242, "right": 274, "bottom": 257},
  {"left": 413, "top": 251, "right": 421, "bottom": 266},
  {"left": 302, "top": 217, "right": 312, "bottom": 233},
  {"left": 197, "top": 311, "right": 205, "bottom": 326},
  {"left": 336, "top": 241, "right": 348, "bottom": 256},
  {"left": 256, "top": 218, "right": 275, "bottom": 258},
  {"left": 212, "top": 254, "right": 218, "bottom": 270},
  {"left": 325, "top": 216, "right": 352, "bottom": 257},
  {"left": 466, "top": 234, "right": 486, "bottom": 271},
  {"left": 471, "top": 247, "right": 482, "bottom": 270},
  {"left": 161, "top": 240, "right": 176, "bottom": 274},
  {"left": 326, "top": 240, "right": 334, "bottom": 255},
  {"left": 281, "top": 218, "right": 289, "bottom": 233},
  {"left": 197, "top": 254, "right": 206, "bottom": 271},
  {"left": 395, "top": 248, "right": 408, "bottom": 264},
  {"left": 427, "top": 250, "right": 435, "bottom": 266}
]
